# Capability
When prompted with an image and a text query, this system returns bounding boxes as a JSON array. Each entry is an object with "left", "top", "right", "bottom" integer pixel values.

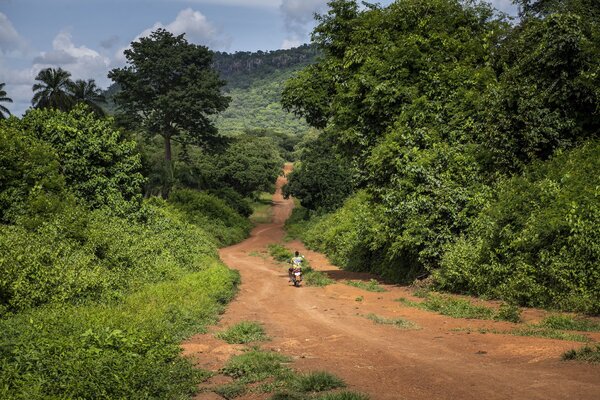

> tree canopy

[{"left": 108, "top": 29, "right": 230, "bottom": 165}]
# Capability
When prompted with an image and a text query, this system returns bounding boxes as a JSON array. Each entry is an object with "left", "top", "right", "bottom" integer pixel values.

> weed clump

[
  {"left": 293, "top": 371, "right": 345, "bottom": 393},
  {"left": 562, "top": 344, "right": 600, "bottom": 363},
  {"left": 345, "top": 279, "right": 386, "bottom": 293},
  {"left": 221, "top": 350, "right": 291, "bottom": 383},
  {"left": 216, "top": 321, "right": 268, "bottom": 344}
]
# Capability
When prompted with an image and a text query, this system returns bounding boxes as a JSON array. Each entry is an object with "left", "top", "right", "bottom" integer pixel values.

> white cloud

[
  {"left": 0, "top": 12, "right": 27, "bottom": 54},
  {"left": 279, "top": 0, "right": 327, "bottom": 48},
  {"left": 115, "top": 8, "right": 231, "bottom": 63},
  {"left": 1, "top": 31, "right": 112, "bottom": 116},
  {"left": 33, "top": 31, "right": 111, "bottom": 86}
]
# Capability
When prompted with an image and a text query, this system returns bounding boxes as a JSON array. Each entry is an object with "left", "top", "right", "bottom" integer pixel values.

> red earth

[{"left": 183, "top": 164, "right": 600, "bottom": 400}]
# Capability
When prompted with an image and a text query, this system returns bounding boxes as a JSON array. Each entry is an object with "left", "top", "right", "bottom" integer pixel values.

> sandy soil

[{"left": 183, "top": 164, "right": 600, "bottom": 400}]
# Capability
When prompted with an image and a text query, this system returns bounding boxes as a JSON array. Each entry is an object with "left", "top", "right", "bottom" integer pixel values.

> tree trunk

[{"left": 164, "top": 134, "right": 172, "bottom": 164}]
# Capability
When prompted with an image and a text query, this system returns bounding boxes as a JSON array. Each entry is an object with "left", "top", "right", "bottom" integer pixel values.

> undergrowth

[{"left": 0, "top": 263, "right": 239, "bottom": 399}]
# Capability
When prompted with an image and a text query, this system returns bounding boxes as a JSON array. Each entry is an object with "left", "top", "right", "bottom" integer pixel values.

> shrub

[
  {"left": 436, "top": 141, "right": 600, "bottom": 313},
  {"left": 169, "top": 188, "right": 251, "bottom": 245},
  {"left": 4, "top": 106, "right": 144, "bottom": 214},
  {"left": 0, "top": 264, "right": 238, "bottom": 399},
  {"left": 0, "top": 201, "right": 219, "bottom": 314}
]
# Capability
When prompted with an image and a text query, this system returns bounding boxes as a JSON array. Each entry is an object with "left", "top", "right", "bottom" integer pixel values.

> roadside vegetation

[
  {"left": 396, "top": 294, "right": 521, "bottom": 323},
  {"left": 205, "top": 344, "right": 367, "bottom": 399},
  {"left": 364, "top": 313, "right": 419, "bottom": 330},
  {"left": 345, "top": 280, "right": 386, "bottom": 293},
  {"left": 0, "top": 26, "right": 289, "bottom": 398},
  {"left": 283, "top": 0, "right": 599, "bottom": 314},
  {"left": 216, "top": 321, "right": 269, "bottom": 344}
]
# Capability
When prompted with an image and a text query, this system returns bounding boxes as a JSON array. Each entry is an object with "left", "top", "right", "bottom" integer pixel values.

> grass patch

[
  {"left": 220, "top": 350, "right": 291, "bottom": 383},
  {"left": 250, "top": 192, "right": 273, "bottom": 224},
  {"left": 215, "top": 321, "right": 269, "bottom": 344},
  {"left": 293, "top": 371, "right": 345, "bottom": 393},
  {"left": 562, "top": 344, "right": 600, "bottom": 363},
  {"left": 396, "top": 294, "right": 521, "bottom": 322},
  {"left": 345, "top": 279, "right": 386, "bottom": 293},
  {"left": 540, "top": 314, "right": 600, "bottom": 332},
  {"left": 214, "top": 381, "right": 247, "bottom": 398},
  {"left": 268, "top": 243, "right": 293, "bottom": 262},
  {"left": 303, "top": 267, "right": 334, "bottom": 287},
  {"left": 0, "top": 263, "right": 238, "bottom": 399},
  {"left": 365, "top": 313, "right": 419, "bottom": 330},
  {"left": 269, "top": 393, "right": 306, "bottom": 400},
  {"left": 507, "top": 326, "right": 591, "bottom": 342},
  {"left": 316, "top": 392, "right": 370, "bottom": 400}
]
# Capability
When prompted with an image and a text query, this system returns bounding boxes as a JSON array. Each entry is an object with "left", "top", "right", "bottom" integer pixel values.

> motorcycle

[{"left": 289, "top": 267, "right": 303, "bottom": 287}]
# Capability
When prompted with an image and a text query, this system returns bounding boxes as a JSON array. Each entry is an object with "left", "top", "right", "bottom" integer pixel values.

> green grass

[
  {"left": 215, "top": 321, "right": 269, "bottom": 344},
  {"left": 345, "top": 279, "right": 386, "bottom": 293},
  {"left": 250, "top": 192, "right": 274, "bottom": 224},
  {"left": 506, "top": 326, "right": 591, "bottom": 342},
  {"left": 540, "top": 314, "right": 600, "bottom": 332},
  {"left": 0, "top": 263, "right": 238, "bottom": 400},
  {"left": 303, "top": 267, "right": 334, "bottom": 287},
  {"left": 396, "top": 294, "right": 521, "bottom": 322},
  {"left": 214, "top": 381, "right": 247, "bottom": 398},
  {"left": 293, "top": 371, "right": 345, "bottom": 393},
  {"left": 364, "top": 313, "right": 419, "bottom": 330},
  {"left": 268, "top": 243, "right": 294, "bottom": 262},
  {"left": 562, "top": 344, "right": 600, "bottom": 363},
  {"left": 220, "top": 350, "right": 291, "bottom": 383},
  {"left": 316, "top": 392, "right": 370, "bottom": 400}
]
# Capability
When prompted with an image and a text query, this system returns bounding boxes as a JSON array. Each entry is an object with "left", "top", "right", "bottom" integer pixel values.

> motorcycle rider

[{"left": 289, "top": 251, "right": 304, "bottom": 283}]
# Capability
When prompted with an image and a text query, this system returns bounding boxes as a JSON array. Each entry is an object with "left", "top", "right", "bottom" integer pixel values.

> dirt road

[{"left": 183, "top": 165, "right": 600, "bottom": 400}]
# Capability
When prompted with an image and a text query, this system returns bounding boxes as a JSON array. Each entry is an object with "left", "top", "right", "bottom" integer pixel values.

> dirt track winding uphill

[{"left": 183, "top": 164, "right": 600, "bottom": 400}]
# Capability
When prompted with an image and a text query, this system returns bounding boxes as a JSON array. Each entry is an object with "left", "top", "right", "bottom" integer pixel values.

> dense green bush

[
  {"left": 0, "top": 263, "right": 239, "bottom": 399},
  {"left": 0, "top": 124, "right": 69, "bottom": 226},
  {"left": 283, "top": 134, "right": 353, "bottom": 212},
  {"left": 168, "top": 188, "right": 251, "bottom": 245},
  {"left": 294, "top": 191, "right": 422, "bottom": 282},
  {"left": 3, "top": 106, "right": 144, "bottom": 214},
  {"left": 436, "top": 141, "right": 600, "bottom": 313},
  {"left": 0, "top": 201, "right": 219, "bottom": 314}
]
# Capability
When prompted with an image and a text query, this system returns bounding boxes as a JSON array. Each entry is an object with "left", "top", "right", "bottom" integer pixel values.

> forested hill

[
  {"left": 214, "top": 45, "right": 317, "bottom": 136},
  {"left": 213, "top": 44, "right": 319, "bottom": 89}
]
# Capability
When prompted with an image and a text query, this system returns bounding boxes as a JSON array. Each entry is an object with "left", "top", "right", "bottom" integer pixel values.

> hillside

[{"left": 106, "top": 45, "right": 318, "bottom": 136}]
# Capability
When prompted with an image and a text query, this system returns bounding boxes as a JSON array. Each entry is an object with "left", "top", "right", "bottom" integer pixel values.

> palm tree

[
  {"left": 32, "top": 67, "right": 75, "bottom": 111},
  {"left": 69, "top": 79, "right": 107, "bottom": 116},
  {"left": 0, "top": 83, "right": 13, "bottom": 119}
]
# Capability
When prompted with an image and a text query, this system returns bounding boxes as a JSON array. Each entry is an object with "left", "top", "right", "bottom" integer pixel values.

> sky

[{"left": 0, "top": 0, "right": 517, "bottom": 116}]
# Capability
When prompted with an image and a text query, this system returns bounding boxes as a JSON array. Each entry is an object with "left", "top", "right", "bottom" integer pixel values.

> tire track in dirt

[{"left": 184, "top": 164, "right": 600, "bottom": 400}]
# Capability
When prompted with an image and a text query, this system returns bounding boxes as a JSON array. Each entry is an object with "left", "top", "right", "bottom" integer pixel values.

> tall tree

[
  {"left": 31, "top": 67, "right": 75, "bottom": 111},
  {"left": 0, "top": 83, "right": 12, "bottom": 119},
  {"left": 108, "top": 29, "right": 230, "bottom": 168},
  {"left": 69, "top": 79, "right": 106, "bottom": 116}
]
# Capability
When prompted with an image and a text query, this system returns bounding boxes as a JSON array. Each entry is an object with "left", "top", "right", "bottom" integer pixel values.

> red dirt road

[{"left": 184, "top": 165, "right": 600, "bottom": 400}]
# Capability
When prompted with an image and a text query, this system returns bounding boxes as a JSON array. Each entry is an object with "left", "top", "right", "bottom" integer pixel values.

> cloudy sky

[{"left": 0, "top": 0, "right": 517, "bottom": 116}]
